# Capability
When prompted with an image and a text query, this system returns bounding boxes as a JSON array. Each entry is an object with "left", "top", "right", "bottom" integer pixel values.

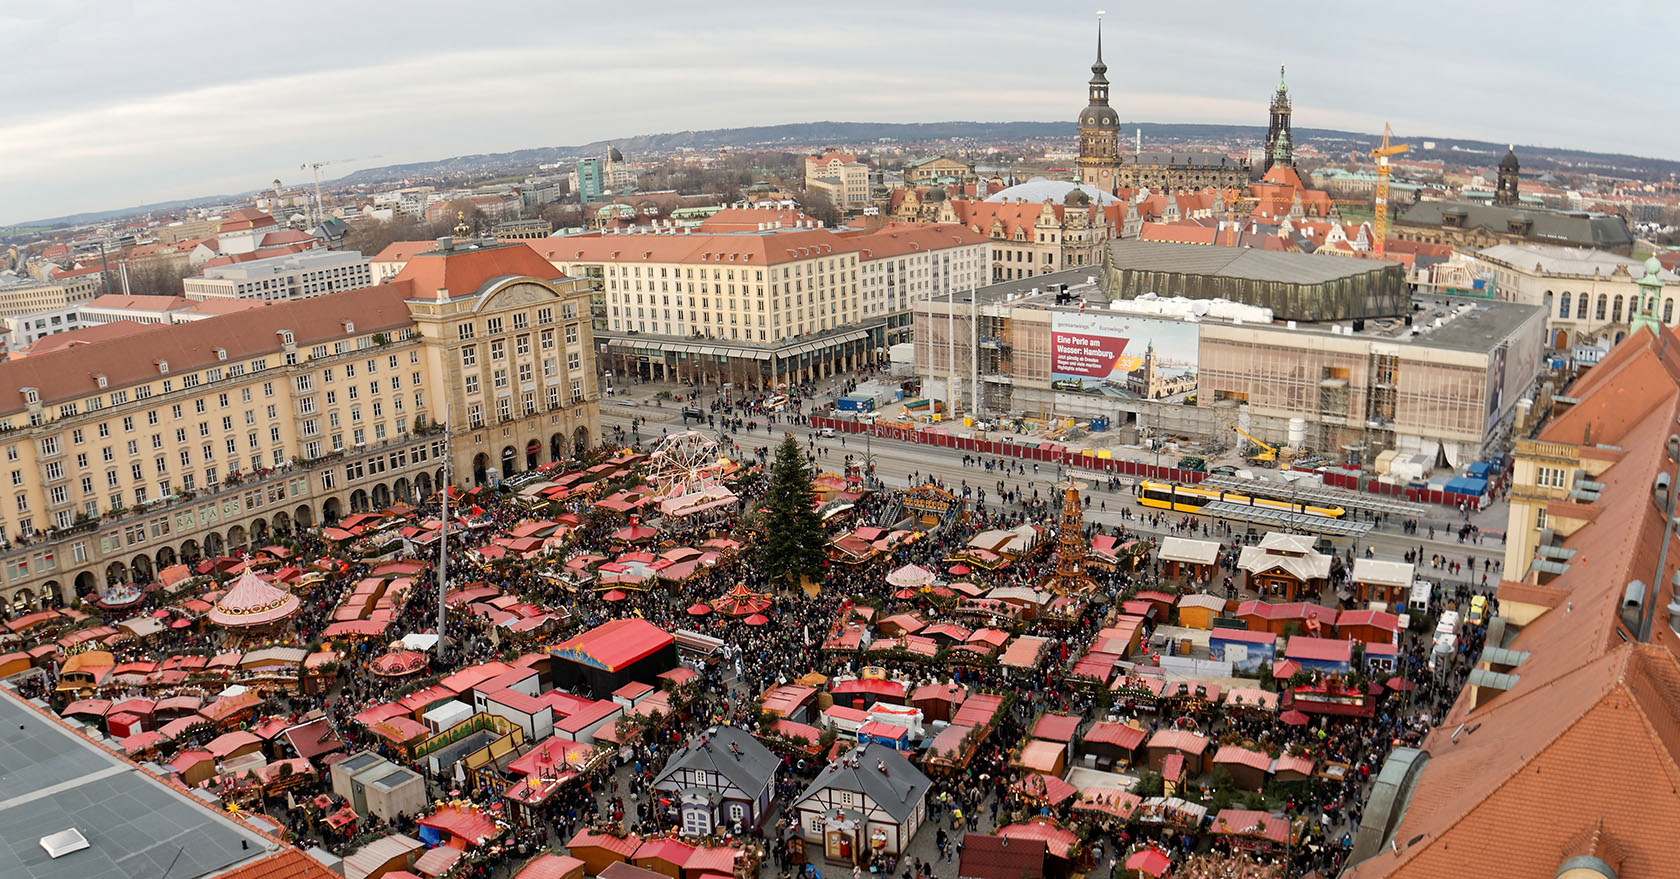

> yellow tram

[{"left": 1137, "top": 479, "right": 1347, "bottom": 519}]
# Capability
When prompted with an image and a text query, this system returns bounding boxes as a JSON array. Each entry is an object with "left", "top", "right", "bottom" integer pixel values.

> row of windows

[
  {"left": 1552, "top": 290, "right": 1671, "bottom": 324},
  {"left": 455, "top": 304, "right": 578, "bottom": 340}
]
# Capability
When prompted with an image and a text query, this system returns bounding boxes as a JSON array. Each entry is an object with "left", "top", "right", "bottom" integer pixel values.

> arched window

[
  {"left": 1665, "top": 299, "right": 1674, "bottom": 324},
  {"left": 1612, "top": 295, "right": 1624, "bottom": 323},
  {"left": 1578, "top": 294, "right": 1589, "bottom": 319},
  {"left": 1559, "top": 291, "right": 1571, "bottom": 319},
  {"left": 1596, "top": 294, "right": 1608, "bottom": 320}
]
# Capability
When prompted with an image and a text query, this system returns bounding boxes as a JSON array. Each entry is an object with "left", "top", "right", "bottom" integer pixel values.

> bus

[{"left": 1136, "top": 479, "right": 1347, "bottom": 519}]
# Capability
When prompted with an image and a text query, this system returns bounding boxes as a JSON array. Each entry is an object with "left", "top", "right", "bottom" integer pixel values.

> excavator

[{"left": 1227, "top": 423, "right": 1278, "bottom": 466}]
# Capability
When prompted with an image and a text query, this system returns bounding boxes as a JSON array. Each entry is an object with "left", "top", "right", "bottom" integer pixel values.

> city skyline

[{"left": 3, "top": 0, "right": 1676, "bottom": 226}]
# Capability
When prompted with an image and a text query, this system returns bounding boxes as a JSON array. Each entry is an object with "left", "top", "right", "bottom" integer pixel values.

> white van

[{"left": 1408, "top": 580, "right": 1433, "bottom": 615}]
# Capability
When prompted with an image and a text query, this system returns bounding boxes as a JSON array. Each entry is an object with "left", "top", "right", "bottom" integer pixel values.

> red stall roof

[
  {"left": 1030, "top": 713, "right": 1082, "bottom": 743},
  {"left": 551, "top": 618, "right": 673, "bottom": 672}
]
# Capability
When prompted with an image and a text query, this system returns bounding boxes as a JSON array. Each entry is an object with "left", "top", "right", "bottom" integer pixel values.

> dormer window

[
  {"left": 278, "top": 329, "right": 294, "bottom": 346},
  {"left": 156, "top": 360, "right": 169, "bottom": 374},
  {"left": 342, "top": 321, "right": 354, "bottom": 334},
  {"left": 95, "top": 374, "right": 108, "bottom": 389},
  {"left": 22, "top": 388, "right": 38, "bottom": 405},
  {"left": 215, "top": 348, "right": 227, "bottom": 361}
]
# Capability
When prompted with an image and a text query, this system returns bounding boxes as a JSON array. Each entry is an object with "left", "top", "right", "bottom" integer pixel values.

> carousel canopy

[
  {"left": 886, "top": 564, "right": 937, "bottom": 589},
  {"left": 712, "top": 583, "right": 771, "bottom": 616},
  {"left": 205, "top": 570, "right": 300, "bottom": 628}
]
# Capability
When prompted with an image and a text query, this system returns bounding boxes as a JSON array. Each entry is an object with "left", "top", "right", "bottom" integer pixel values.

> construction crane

[
  {"left": 1227, "top": 423, "right": 1278, "bottom": 465},
  {"left": 1370, "top": 125, "right": 1409, "bottom": 259},
  {"left": 300, "top": 156, "right": 381, "bottom": 229}
]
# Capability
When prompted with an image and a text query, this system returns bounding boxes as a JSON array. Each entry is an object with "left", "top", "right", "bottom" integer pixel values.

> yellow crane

[
  {"left": 1371, "top": 124, "right": 1409, "bottom": 259},
  {"left": 1227, "top": 423, "right": 1277, "bottom": 464}
]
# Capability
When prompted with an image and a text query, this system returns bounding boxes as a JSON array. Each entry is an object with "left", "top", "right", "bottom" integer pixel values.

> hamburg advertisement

[{"left": 1050, "top": 312, "right": 1199, "bottom": 400}]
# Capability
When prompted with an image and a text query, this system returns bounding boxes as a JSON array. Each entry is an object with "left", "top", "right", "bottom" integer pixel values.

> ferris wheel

[{"left": 649, "top": 430, "right": 721, "bottom": 494}]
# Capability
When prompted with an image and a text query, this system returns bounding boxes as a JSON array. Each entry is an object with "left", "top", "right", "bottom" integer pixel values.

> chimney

[{"left": 1622, "top": 580, "right": 1647, "bottom": 632}]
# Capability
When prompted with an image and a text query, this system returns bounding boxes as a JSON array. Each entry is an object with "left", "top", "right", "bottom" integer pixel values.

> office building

[{"left": 182, "top": 250, "right": 373, "bottom": 301}]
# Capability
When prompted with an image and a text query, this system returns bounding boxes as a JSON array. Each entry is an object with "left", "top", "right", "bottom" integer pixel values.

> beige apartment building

[
  {"left": 0, "top": 273, "right": 105, "bottom": 318},
  {"left": 804, "top": 152, "right": 871, "bottom": 211},
  {"left": 0, "top": 241, "right": 599, "bottom": 613},
  {"left": 903, "top": 156, "right": 975, "bottom": 185},
  {"left": 538, "top": 229, "right": 866, "bottom": 388}
]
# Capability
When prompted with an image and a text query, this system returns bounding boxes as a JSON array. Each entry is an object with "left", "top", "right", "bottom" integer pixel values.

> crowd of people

[{"left": 2, "top": 374, "right": 1504, "bottom": 879}]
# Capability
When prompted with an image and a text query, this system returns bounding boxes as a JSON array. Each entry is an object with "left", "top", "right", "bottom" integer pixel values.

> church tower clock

[{"left": 1075, "top": 17, "right": 1121, "bottom": 192}]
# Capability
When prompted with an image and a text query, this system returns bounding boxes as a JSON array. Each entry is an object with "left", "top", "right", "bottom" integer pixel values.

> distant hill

[
  {"left": 333, "top": 119, "right": 1680, "bottom": 185},
  {"left": 12, "top": 119, "right": 1678, "bottom": 232}
]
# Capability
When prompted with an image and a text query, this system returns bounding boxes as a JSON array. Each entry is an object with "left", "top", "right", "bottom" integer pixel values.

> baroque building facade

[
  {"left": 1073, "top": 26, "right": 1251, "bottom": 193},
  {"left": 0, "top": 241, "right": 600, "bottom": 613}
]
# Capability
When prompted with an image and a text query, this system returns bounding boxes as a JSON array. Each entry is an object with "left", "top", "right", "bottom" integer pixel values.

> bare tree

[
  {"left": 342, "top": 217, "right": 432, "bottom": 256},
  {"left": 800, "top": 190, "right": 841, "bottom": 227},
  {"left": 122, "top": 259, "right": 196, "bottom": 296}
]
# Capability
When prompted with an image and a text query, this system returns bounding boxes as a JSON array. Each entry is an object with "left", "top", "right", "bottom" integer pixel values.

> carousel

[
  {"left": 90, "top": 581, "right": 147, "bottom": 612},
  {"left": 205, "top": 569, "right": 301, "bottom": 634},
  {"left": 369, "top": 642, "right": 430, "bottom": 678},
  {"left": 711, "top": 583, "right": 772, "bottom": 617}
]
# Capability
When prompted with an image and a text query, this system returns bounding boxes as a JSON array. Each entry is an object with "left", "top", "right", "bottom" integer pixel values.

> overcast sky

[{"left": 2, "top": 0, "right": 1674, "bottom": 226}]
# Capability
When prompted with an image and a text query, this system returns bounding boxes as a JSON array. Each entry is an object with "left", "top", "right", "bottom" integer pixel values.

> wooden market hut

[
  {"left": 1158, "top": 537, "right": 1221, "bottom": 584},
  {"left": 910, "top": 683, "right": 968, "bottom": 723},
  {"left": 632, "top": 839, "right": 695, "bottom": 879},
  {"left": 1144, "top": 729, "right": 1211, "bottom": 776},
  {"left": 1237, "top": 533, "right": 1331, "bottom": 601},
  {"left": 1337, "top": 609, "right": 1402, "bottom": 646},
  {"left": 567, "top": 830, "right": 643, "bottom": 876},
  {"left": 1175, "top": 593, "right": 1228, "bottom": 630},
  {"left": 1013, "top": 740, "right": 1067, "bottom": 777},
  {"left": 1080, "top": 721, "right": 1147, "bottom": 770},
  {"left": 1349, "top": 558, "right": 1415, "bottom": 607},
  {"left": 1211, "top": 746, "right": 1273, "bottom": 791}
]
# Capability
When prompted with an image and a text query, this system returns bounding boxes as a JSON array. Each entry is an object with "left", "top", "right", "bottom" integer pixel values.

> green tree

[{"left": 759, "top": 434, "right": 827, "bottom": 589}]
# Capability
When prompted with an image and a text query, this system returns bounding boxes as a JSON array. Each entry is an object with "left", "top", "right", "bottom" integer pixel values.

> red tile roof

[
  {"left": 0, "top": 284, "right": 411, "bottom": 412},
  {"left": 213, "top": 848, "right": 339, "bottom": 879},
  {"left": 217, "top": 208, "right": 278, "bottom": 233},
  {"left": 696, "top": 208, "right": 819, "bottom": 233},
  {"left": 527, "top": 228, "right": 855, "bottom": 268},
  {"left": 1348, "top": 326, "right": 1680, "bottom": 878},
  {"left": 371, "top": 240, "right": 442, "bottom": 263},
  {"left": 393, "top": 242, "right": 561, "bottom": 299}
]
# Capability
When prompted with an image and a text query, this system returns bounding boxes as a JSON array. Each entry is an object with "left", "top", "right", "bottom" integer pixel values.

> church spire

[
  {"left": 1091, "top": 13, "right": 1108, "bottom": 82},
  {"left": 1264, "top": 63, "right": 1294, "bottom": 173}
]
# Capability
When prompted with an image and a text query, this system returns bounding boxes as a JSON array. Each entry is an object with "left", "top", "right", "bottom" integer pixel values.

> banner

[{"left": 1050, "top": 312, "right": 1199, "bottom": 399}]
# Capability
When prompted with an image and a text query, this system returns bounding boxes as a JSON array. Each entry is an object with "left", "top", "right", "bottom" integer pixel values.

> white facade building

[
  {"left": 182, "top": 250, "right": 373, "bottom": 301},
  {"left": 1464, "top": 243, "right": 1678, "bottom": 349}
]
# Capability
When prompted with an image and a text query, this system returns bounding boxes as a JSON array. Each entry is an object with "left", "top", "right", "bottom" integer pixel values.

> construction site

[{"left": 895, "top": 238, "right": 1545, "bottom": 505}]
